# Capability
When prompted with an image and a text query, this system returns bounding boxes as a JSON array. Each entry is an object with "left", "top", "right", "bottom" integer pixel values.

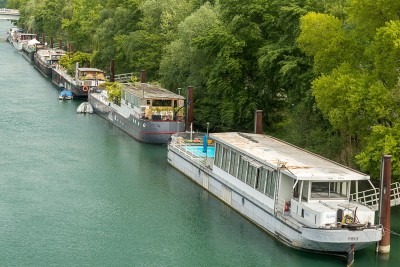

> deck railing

[
  {"left": 106, "top": 73, "right": 136, "bottom": 83},
  {"left": 169, "top": 132, "right": 214, "bottom": 167},
  {"left": 350, "top": 182, "right": 400, "bottom": 210}
]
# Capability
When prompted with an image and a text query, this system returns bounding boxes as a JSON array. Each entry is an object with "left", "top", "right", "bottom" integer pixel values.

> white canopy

[{"left": 27, "top": 38, "right": 40, "bottom": 45}]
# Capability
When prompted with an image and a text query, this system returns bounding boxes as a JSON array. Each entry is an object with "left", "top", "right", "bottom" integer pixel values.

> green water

[{"left": 0, "top": 20, "right": 399, "bottom": 266}]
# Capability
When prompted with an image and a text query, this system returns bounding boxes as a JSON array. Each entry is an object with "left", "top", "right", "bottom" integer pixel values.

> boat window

[
  {"left": 257, "top": 168, "right": 268, "bottom": 193},
  {"left": 293, "top": 181, "right": 300, "bottom": 201},
  {"left": 311, "top": 182, "right": 348, "bottom": 199},
  {"left": 266, "top": 171, "right": 275, "bottom": 197},
  {"left": 246, "top": 165, "right": 257, "bottom": 187},
  {"left": 229, "top": 151, "right": 239, "bottom": 177},
  {"left": 221, "top": 148, "right": 230, "bottom": 172},
  {"left": 302, "top": 181, "right": 309, "bottom": 201},
  {"left": 152, "top": 99, "right": 172, "bottom": 107},
  {"left": 214, "top": 143, "right": 221, "bottom": 168},
  {"left": 237, "top": 157, "right": 248, "bottom": 182}
]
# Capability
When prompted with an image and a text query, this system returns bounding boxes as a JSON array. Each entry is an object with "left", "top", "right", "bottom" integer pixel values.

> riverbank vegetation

[{"left": 7, "top": 0, "right": 400, "bottom": 181}]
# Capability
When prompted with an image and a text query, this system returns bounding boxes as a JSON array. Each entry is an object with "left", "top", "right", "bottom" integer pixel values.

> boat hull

[
  {"left": 89, "top": 93, "right": 185, "bottom": 144},
  {"left": 167, "top": 144, "right": 382, "bottom": 255},
  {"left": 22, "top": 47, "right": 35, "bottom": 63},
  {"left": 34, "top": 55, "right": 52, "bottom": 76},
  {"left": 51, "top": 68, "right": 88, "bottom": 98}
]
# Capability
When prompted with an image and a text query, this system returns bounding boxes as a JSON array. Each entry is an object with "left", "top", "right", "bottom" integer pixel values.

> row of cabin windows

[{"left": 214, "top": 143, "right": 276, "bottom": 198}]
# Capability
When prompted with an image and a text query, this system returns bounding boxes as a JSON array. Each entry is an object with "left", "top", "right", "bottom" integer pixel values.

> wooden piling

[
  {"left": 346, "top": 244, "right": 355, "bottom": 267},
  {"left": 140, "top": 70, "right": 146, "bottom": 83},
  {"left": 378, "top": 155, "right": 391, "bottom": 254},
  {"left": 254, "top": 110, "right": 263, "bottom": 134}
]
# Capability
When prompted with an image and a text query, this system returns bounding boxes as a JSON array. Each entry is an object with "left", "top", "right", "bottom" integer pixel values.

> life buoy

[{"left": 83, "top": 86, "right": 89, "bottom": 92}]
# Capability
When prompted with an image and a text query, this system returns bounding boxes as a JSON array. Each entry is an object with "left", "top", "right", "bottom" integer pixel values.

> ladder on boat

[{"left": 350, "top": 182, "right": 400, "bottom": 210}]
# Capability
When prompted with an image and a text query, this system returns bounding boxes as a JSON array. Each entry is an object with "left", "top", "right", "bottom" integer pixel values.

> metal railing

[
  {"left": 106, "top": 73, "right": 136, "bottom": 83},
  {"left": 350, "top": 182, "right": 400, "bottom": 209},
  {"left": 169, "top": 132, "right": 213, "bottom": 163}
]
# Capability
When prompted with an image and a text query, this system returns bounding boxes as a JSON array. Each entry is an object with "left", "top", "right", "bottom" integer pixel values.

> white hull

[{"left": 167, "top": 144, "right": 382, "bottom": 254}]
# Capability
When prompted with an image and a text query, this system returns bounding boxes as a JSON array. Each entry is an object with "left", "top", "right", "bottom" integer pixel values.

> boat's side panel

[
  {"left": 34, "top": 55, "right": 52, "bottom": 77},
  {"left": 51, "top": 68, "right": 87, "bottom": 98},
  {"left": 89, "top": 94, "right": 185, "bottom": 143},
  {"left": 21, "top": 48, "right": 34, "bottom": 63},
  {"left": 167, "top": 145, "right": 286, "bottom": 233},
  {"left": 167, "top": 145, "right": 382, "bottom": 254}
]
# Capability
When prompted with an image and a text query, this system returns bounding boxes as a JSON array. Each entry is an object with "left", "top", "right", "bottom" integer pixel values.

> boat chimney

[
  {"left": 35, "top": 32, "right": 39, "bottom": 41},
  {"left": 254, "top": 110, "right": 263, "bottom": 134},
  {"left": 110, "top": 59, "right": 115, "bottom": 82},
  {"left": 50, "top": 37, "right": 53, "bottom": 49},
  {"left": 378, "top": 154, "right": 392, "bottom": 254},
  {"left": 140, "top": 70, "right": 146, "bottom": 83},
  {"left": 41, "top": 33, "right": 45, "bottom": 44},
  {"left": 186, "top": 86, "right": 194, "bottom": 131}
]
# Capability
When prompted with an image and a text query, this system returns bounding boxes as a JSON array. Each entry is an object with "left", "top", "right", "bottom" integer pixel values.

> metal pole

[{"left": 190, "top": 123, "right": 193, "bottom": 141}]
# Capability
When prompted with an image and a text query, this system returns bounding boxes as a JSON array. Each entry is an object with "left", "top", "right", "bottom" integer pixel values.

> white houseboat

[{"left": 167, "top": 132, "right": 382, "bottom": 255}]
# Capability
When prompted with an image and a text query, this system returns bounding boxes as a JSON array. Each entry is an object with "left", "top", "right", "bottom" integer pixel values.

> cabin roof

[
  {"left": 122, "top": 83, "right": 185, "bottom": 100},
  {"left": 78, "top": 68, "right": 104, "bottom": 72},
  {"left": 210, "top": 132, "right": 370, "bottom": 181}
]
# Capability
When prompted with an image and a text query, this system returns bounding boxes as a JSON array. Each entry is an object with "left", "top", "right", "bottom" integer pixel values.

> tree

[
  {"left": 298, "top": 0, "right": 400, "bottom": 178},
  {"left": 0, "top": 0, "right": 8, "bottom": 8}
]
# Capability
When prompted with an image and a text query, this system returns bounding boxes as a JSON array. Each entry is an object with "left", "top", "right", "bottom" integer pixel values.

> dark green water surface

[{"left": 0, "top": 20, "right": 399, "bottom": 266}]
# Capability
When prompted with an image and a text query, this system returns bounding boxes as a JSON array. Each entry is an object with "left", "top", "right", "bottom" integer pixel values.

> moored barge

[
  {"left": 52, "top": 66, "right": 106, "bottom": 98},
  {"left": 88, "top": 79, "right": 185, "bottom": 144},
  {"left": 167, "top": 132, "right": 382, "bottom": 255},
  {"left": 34, "top": 48, "right": 65, "bottom": 76}
]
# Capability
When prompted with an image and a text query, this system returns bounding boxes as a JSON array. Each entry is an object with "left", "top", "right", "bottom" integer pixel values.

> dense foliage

[
  {"left": 0, "top": 0, "right": 7, "bottom": 8},
  {"left": 9, "top": 0, "right": 400, "bottom": 181},
  {"left": 59, "top": 51, "right": 91, "bottom": 76}
]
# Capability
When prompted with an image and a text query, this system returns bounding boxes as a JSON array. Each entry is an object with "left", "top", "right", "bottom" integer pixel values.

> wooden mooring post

[
  {"left": 346, "top": 244, "right": 355, "bottom": 267},
  {"left": 377, "top": 155, "right": 392, "bottom": 254}
]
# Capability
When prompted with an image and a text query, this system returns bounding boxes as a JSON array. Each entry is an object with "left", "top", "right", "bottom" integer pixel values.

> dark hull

[
  {"left": 34, "top": 55, "right": 52, "bottom": 77},
  {"left": 51, "top": 68, "right": 88, "bottom": 98},
  {"left": 21, "top": 48, "right": 34, "bottom": 63},
  {"left": 89, "top": 93, "right": 185, "bottom": 144}
]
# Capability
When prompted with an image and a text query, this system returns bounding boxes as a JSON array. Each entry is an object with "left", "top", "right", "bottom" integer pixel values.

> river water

[{"left": 0, "top": 20, "right": 399, "bottom": 266}]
